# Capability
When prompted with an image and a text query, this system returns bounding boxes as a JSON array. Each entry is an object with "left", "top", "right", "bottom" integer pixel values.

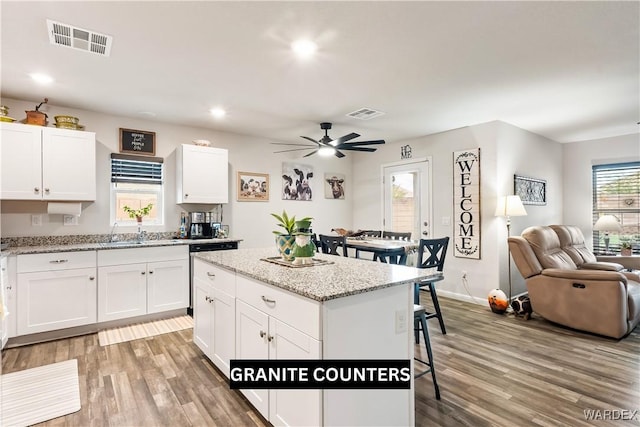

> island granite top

[{"left": 194, "top": 247, "right": 442, "bottom": 302}]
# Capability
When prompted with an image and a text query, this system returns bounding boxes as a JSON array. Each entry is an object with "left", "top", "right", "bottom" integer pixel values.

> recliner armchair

[{"left": 508, "top": 225, "right": 640, "bottom": 339}]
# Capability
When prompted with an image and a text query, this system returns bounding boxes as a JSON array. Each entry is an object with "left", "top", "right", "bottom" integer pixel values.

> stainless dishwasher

[{"left": 187, "top": 241, "right": 238, "bottom": 316}]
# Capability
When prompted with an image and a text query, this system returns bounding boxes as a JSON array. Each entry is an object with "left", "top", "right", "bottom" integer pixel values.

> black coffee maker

[{"left": 188, "top": 212, "right": 214, "bottom": 239}]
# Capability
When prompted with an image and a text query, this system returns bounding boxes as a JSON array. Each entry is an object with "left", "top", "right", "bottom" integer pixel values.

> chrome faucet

[{"left": 108, "top": 222, "right": 118, "bottom": 242}]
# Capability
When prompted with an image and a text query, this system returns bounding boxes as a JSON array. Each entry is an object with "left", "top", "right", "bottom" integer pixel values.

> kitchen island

[{"left": 193, "top": 247, "right": 443, "bottom": 427}]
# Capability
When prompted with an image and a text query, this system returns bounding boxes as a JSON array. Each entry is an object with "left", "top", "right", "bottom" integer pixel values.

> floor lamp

[
  {"left": 495, "top": 195, "right": 528, "bottom": 307},
  {"left": 593, "top": 215, "right": 622, "bottom": 255}
]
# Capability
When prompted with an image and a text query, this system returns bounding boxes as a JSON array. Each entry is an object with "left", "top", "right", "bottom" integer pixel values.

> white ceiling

[{"left": 1, "top": 1, "right": 638, "bottom": 146}]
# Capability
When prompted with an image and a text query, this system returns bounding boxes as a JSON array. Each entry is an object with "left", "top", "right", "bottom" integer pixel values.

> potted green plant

[
  {"left": 620, "top": 239, "right": 633, "bottom": 256},
  {"left": 271, "top": 210, "right": 312, "bottom": 261},
  {"left": 123, "top": 203, "right": 154, "bottom": 223}
]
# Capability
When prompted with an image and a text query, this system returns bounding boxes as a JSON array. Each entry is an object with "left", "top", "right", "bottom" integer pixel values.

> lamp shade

[
  {"left": 494, "top": 195, "right": 528, "bottom": 217},
  {"left": 593, "top": 215, "right": 622, "bottom": 232}
]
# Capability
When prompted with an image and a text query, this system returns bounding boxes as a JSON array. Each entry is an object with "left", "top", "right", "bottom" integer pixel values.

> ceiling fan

[{"left": 272, "top": 122, "right": 385, "bottom": 158}]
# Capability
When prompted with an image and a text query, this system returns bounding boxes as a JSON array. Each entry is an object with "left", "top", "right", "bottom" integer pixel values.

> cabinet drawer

[
  {"left": 236, "top": 275, "right": 320, "bottom": 340},
  {"left": 98, "top": 245, "right": 188, "bottom": 266},
  {"left": 17, "top": 251, "right": 97, "bottom": 273},
  {"left": 194, "top": 259, "right": 236, "bottom": 297}
]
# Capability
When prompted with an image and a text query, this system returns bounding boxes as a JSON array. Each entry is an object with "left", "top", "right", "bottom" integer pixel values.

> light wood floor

[{"left": 2, "top": 295, "right": 639, "bottom": 427}]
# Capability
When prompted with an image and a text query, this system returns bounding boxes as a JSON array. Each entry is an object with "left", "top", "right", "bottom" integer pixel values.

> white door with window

[{"left": 382, "top": 158, "right": 431, "bottom": 241}]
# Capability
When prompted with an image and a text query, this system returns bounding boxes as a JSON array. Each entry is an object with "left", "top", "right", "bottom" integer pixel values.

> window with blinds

[
  {"left": 592, "top": 162, "right": 640, "bottom": 254},
  {"left": 111, "top": 154, "right": 164, "bottom": 225}
]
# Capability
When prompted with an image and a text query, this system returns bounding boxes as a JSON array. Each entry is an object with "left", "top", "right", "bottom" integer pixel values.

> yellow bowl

[{"left": 54, "top": 115, "right": 79, "bottom": 124}]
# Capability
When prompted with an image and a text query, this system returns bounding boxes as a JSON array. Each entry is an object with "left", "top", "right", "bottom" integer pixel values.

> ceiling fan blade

[
  {"left": 303, "top": 150, "right": 319, "bottom": 158},
  {"left": 300, "top": 136, "right": 320, "bottom": 145},
  {"left": 274, "top": 147, "right": 317, "bottom": 153},
  {"left": 332, "top": 132, "right": 360, "bottom": 145},
  {"left": 337, "top": 139, "right": 385, "bottom": 147},
  {"left": 337, "top": 146, "right": 377, "bottom": 152},
  {"left": 271, "top": 142, "right": 317, "bottom": 147},
  {"left": 335, "top": 150, "right": 346, "bottom": 158}
]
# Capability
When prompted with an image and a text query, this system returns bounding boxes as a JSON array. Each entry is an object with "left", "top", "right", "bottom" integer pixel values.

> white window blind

[
  {"left": 111, "top": 153, "right": 163, "bottom": 184},
  {"left": 592, "top": 162, "right": 640, "bottom": 254}
]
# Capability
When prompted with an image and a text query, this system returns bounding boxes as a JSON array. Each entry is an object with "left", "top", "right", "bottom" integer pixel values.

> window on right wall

[{"left": 592, "top": 162, "right": 640, "bottom": 254}]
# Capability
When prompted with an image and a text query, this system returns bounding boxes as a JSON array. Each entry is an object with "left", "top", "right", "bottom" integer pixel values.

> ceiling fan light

[{"left": 318, "top": 146, "right": 336, "bottom": 157}]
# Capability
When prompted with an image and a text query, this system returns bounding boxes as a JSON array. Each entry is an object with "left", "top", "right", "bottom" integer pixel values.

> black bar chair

[
  {"left": 414, "top": 304, "right": 441, "bottom": 400},
  {"left": 415, "top": 237, "right": 449, "bottom": 334},
  {"left": 375, "top": 231, "right": 412, "bottom": 263},
  {"left": 318, "top": 234, "right": 348, "bottom": 256}
]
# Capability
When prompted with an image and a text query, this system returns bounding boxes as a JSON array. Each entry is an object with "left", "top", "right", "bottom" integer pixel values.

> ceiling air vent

[
  {"left": 47, "top": 19, "right": 112, "bottom": 57},
  {"left": 346, "top": 107, "right": 385, "bottom": 120}
]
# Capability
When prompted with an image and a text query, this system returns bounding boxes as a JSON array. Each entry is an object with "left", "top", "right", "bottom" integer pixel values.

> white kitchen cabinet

[
  {"left": 1, "top": 256, "right": 10, "bottom": 348},
  {"left": 0, "top": 122, "right": 96, "bottom": 201},
  {"left": 16, "top": 251, "right": 97, "bottom": 335},
  {"left": 97, "top": 263, "right": 147, "bottom": 322},
  {"left": 193, "top": 259, "right": 236, "bottom": 377},
  {"left": 176, "top": 144, "right": 228, "bottom": 204},
  {"left": 97, "top": 246, "right": 189, "bottom": 322},
  {"left": 235, "top": 276, "right": 322, "bottom": 427}
]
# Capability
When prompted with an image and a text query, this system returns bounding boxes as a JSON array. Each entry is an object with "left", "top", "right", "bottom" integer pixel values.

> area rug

[
  {"left": 98, "top": 315, "right": 194, "bottom": 346},
  {"left": 1, "top": 359, "right": 81, "bottom": 427}
]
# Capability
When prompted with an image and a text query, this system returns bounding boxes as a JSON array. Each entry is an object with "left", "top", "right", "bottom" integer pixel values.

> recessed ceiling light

[
  {"left": 29, "top": 73, "right": 54, "bottom": 84},
  {"left": 210, "top": 108, "right": 226, "bottom": 118},
  {"left": 291, "top": 39, "right": 317, "bottom": 59}
]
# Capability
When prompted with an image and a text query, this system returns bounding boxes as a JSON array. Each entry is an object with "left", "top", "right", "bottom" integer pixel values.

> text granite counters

[{"left": 193, "top": 247, "right": 442, "bottom": 302}]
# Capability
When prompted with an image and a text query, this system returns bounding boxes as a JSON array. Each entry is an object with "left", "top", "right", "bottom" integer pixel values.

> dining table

[{"left": 345, "top": 237, "right": 444, "bottom": 304}]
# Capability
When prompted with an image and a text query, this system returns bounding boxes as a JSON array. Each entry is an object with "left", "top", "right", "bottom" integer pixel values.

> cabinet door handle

[
  {"left": 185, "top": 194, "right": 189, "bottom": 198},
  {"left": 44, "top": 188, "right": 50, "bottom": 194},
  {"left": 207, "top": 272, "right": 215, "bottom": 278},
  {"left": 149, "top": 271, "right": 154, "bottom": 274},
  {"left": 141, "top": 271, "right": 146, "bottom": 275},
  {"left": 49, "top": 259, "right": 69, "bottom": 264},
  {"left": 89, "top": 276, "right": 95, "bottom": 280},
  {"left": 34, "top": 187, "right": 40, "bottom": 194},
  {"left": 6, "top": 285, "right": 12, "bottom": 290},
  {"left": 261, "top": 296, "right": 276, "bottom": 304},
  {"left": 259, "top": 330, "right": 267, "bottom": 338},
  {"left": 205, "top": 296, "right": 211, "bottom": 302},
  {"left": 267, "top": 335, "right": 274, "bottom": 342}
]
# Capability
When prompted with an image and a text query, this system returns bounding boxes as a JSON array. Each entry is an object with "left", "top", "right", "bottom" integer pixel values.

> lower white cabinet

[
  {"left": 236, "top": 299, "right": 321, "bottom": 427},
  {"left": 193, "top": 259, "right": 236, "bottom": 377},
  {"left": 16, "top": 251, "right": 98, "bottom": 335},
  {"left": 98, "top": 246, "right": 189, "bottom": 322}
]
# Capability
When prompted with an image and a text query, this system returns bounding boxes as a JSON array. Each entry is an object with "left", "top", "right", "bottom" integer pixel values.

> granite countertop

[
  {"left": 194, "top": 247, "right": 442, "bottom": 302},
  {"left": 5, "top": 238, "right": 242, "bottom": 255}
]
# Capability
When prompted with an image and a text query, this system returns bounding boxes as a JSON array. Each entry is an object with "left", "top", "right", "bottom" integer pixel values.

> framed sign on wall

[
  {"left": 453, "top": 148, "right": 481, "bottom": 259},
  {"left": 119, "top": 128, "right": 156, "bottom": 156},
  {"left": 514, "top": 174, "right": 547, "bottom": 205}
]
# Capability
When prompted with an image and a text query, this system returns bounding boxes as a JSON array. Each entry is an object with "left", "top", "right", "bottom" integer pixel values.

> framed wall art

[
  {"left": 453, "top": 148, "right": 481, "bottom": 259},
  {"left": 119, "top": 128, "right": 156, "bottom": 156},
  {"left": 282, "top": 162, "right": 313, "bottom": 201},
  {"left": 514, "top": 174, "right": 547, "bottom": 205},
  {"left": 324, "top": 173, "right": 345, "bottom": 199},
  {"left": 237, "top": 171, "right": 269, "bottom": 201}
]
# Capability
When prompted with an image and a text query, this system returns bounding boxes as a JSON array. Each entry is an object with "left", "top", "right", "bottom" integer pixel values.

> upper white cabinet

[
  {"left": 0, "top": 122, "right": 96, "bottom": 201},
  {"left": 176, "top": 144, "right": 228, "bottom": 204}
]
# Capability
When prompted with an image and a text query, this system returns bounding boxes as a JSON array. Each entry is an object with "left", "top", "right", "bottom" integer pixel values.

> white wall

[
  {"left": 0, "top": 98, "right": 353, "bottom": 248},
  {"left": 352, "top": 120, "right": 564, "bottom": 303},
  {"left": 562, "top": 133, "right": 640, "bottom": 248}
]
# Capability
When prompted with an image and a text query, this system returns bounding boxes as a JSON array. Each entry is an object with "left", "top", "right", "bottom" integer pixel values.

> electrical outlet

[
  {"left": 442, "top": 216, "right": 451, "bottom": 226},
  {"left": 31, "top": 214, "right": 42, "bottom": 226},
  {"left": 63, "top": 215, "right": 78, "bottom": 226},
  {"left": 395, "top": 310, "right": 407, "bottom": 334}
]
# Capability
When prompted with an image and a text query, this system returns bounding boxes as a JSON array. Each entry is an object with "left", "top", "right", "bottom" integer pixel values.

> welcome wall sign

[{"left": 453, "top": 148, "right": 481, "bottom": 259}]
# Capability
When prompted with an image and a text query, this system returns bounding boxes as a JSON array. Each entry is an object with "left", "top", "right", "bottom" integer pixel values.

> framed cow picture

[
  {"left": 282, "top": 162, "right": 313, "bottom": 201},
  {"left": 324, "top": 173, "right": 345, "bottom": 199}
]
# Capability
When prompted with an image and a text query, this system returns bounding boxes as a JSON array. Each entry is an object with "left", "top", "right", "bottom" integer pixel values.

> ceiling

[{"left": 1, "top": 1, "right": 638, "bottom": 146}]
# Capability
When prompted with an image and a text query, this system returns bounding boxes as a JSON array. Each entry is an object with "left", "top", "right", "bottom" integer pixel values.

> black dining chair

[
  {"left": 361, "top": 230, "right": 382, "bottom": 238},
  {"left": 415, "top": 237, "right": 449, "bottom": 335},
  {"left": 414, "top": 304, "right": 441, "bottom": 399},
  {"left": 318, "top": 234, "right": 348, "bottom": 256},
  {"left": 311, "top": 233, "right": 320, "bottom": 252},
  {"left": 382, "top": 231, "right": 412, "bottom": 241}
]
